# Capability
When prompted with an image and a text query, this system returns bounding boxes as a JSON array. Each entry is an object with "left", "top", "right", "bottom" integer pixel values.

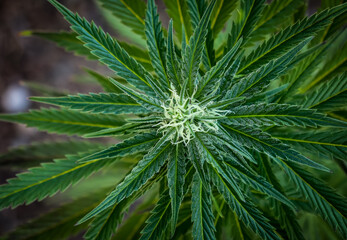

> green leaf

[
  {"left": 191, "top": 173, "right": 216, "bottom": 240},
  {"left": 196, "top": 38, "right": 242, "bottom": 97},
  {"left": 226, "top": 103, "right": 347, "bottom": 128},
  {"left": 31, "top": 93, "right": 150, "bottom": 115},
  {"left": 0, "top": 148, "right": 113, "bottom": 210},
  {"left": 225, "top": 0, "right": 265, "bottom": 49},
  {"left": 84, "top": 69, "right": 123, "bottom": 93},
  {"left": 163, "top": 0, "right": 192, "bottom": 42},
  {"left": 193, "top": 133, "right": 244, "bottom": 200},
  {"left": 210, "top": 0, "right": 237, "bottom": 36},
  {"left": 274, "top": 130, "right": 347, "bottom": 161},
  {"left": 145, "top": 0, "right": 169, "bottom": 88},
  {"left": 228, "top": 37, "right": 312, "bottom": 98},
  {"left": 84, "top": 198, "right": 128, "bottom": 240},
  {"left": 300, "top": 73, "right": 347, "bottom": 111},
  {"left": 21, "top": 30, "right": 97, "bottom": 60},
  {"left": 0, "top": 108, "right": 125, "bottom": 136},
  {"left": 259, "top": 156, "right": 305, "bottom": 240},
  {"left": 220, "top": 155, "right": 295, "bottom": 210},
  {"left": 187, "top": 0, "right": 215, "bottom": 70},
  {"left": 167, "top": 144, "right": 186, "bottom": 234},
  {"left": 182, "top": 0, "right": 216, "bottom": 95},
  {"left": 79, "top": 131, "right": 174, "bottom": 223},
  {"left": 140, "top": 190, "right": 172, "bottom": 240},
  {"left": 1, "top": 190, "right": 107, "bottom": 240},
  {"left": 221, "top": 124, "right": 330, "bottom": 172},
  {"left": 98, "top": 0, "right": 146, "bottom": 37},
  {"left": 166, "top": 20, "right": 181, "bottom": 90},
  {"left": 248, "top": 0, "right": 304, "bottom": 43},
  {"left": 48, "top": 0, "right": 154, "bottom": 94},
  {"left": 109, "top": 79, "right": 163, "bottom": 112},
  {"left": 302, "top": 30, "right": 347, "bottom": 92},
  {"left": 0, "top": 140, "right": 102, "bottom": 168},
  {"left": 278, "top": 161, "right": 347, "bottom": 237},
  {"left": 79, "top": 132, "right": 160, "bottom": 163},
  {"left": 238, "top": 3, "right": 347, "bottom": 74},
  {"left": 207, "top": 164, "right": 280, "bottom": 240}
]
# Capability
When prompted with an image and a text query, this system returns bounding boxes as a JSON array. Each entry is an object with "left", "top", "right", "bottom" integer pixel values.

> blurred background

[{"left": 0, "top": 0, "right": 323, "bottom": 239}]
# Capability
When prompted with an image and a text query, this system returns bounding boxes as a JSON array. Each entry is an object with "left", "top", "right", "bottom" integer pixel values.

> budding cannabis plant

[{"left": 0, "top": 0, "right": 347, "bottom": 239}]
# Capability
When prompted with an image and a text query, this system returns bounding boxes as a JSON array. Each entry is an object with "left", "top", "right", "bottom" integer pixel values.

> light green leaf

[{"left": 98, "top": 0, "right": 146, "bottom": 37}]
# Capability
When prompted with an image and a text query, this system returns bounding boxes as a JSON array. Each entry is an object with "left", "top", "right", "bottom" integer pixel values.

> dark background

[{"left": 0, "top": 0, "right": 322, "bottom": 239}]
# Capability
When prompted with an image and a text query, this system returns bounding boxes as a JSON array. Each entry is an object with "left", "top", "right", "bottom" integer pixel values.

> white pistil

[{"left": 158, "top": 88, "right": 227, "bottom": 145}]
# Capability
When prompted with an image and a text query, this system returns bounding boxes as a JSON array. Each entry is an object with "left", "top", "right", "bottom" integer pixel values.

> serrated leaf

[
  {"left": 221, "top": 124, "right": 330, "bottom": 172},
  {"left": 278, "top": 160, "right": 347, "bottom": 238},
  {"left": 109, "top": 78, "right": 163, "bottom": 112},
  {"left": 225, "top": 0, "right": 265, "bottom": 49},
  {"left": 166, "top": 20, "right": 181, "bottom": 90},
  {"left": 259, "top": 156, "right": 305, "bottom": 240},
  {"left": 48, "top": 0, "right": 155, "bottom": 94},
  {"left": 0, "top": 108, "right": 125, "bottom": 136},
  {"left": 274, "top": 130, "right": 347, "bottom": 161},
  {"left": 163, "top": 0, "right": 192, "bottom": 42},
  {"left": 80, "top": 132, "right": 160, "bottom": 163},
  {"left": 79, "top": 131, "right": 174, "bottom": 223},
  {"left": 301, "top": 73, "right": 347, "bottom": 110},
  {"left": 183, "top": 0, "right": 216, "bottom": 95},
  {"left": 31, "top": 93, "right": 150, "bottom": 114},
  {"left": 84, "top": 69, "right": 122, "bottom": 93},
  {"left": 0, "top": 140, "right": 103, "bottom": 168},
  {"left": 207, "top": 164, "right": 280, "bottom": 240},
  {"left": 226, "top": 103, "right": 347, "bottom": 128},
  {"left": 145, "top": 0, "right": 169, "bottom": 88},
  {"left": 196, "top": 38, "right": 242, "bottom": 97},
  {"left": 210, "top": 0, "right": 237, "bottom": 36},
  {"left": 248, "top": 0, "right": 304, "bottom": 44},
  {"left": 187, "top": 0, "right": 215, "bottom": 70},
  {"left": 1, "top": 190, "right": 107, "bottom": 240},
  {"left": 98, "top": 0, "right": 146, "bottom": 37},
  {"left": 0, "top": 148, "right": 113, "bottom": 210},
  {"left": 140, "top": 189, "right": 172, "bottom": 240},
  {"left": 167, "top": 144, "right": 186, "bottom": 234},
  {"left": 228, "top": 37, "right": 312, "bottom": 98},
  {"left": 191, "top": 173, "right": 216, "bottom": 240},
  {"left": 238, "top": 3, "right": 347, "bottom": 74}
]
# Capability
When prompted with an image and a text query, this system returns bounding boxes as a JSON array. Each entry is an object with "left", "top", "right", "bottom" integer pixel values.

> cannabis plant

[{"left": 1, "top": 0, "right": 347, "bottom": 239}]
